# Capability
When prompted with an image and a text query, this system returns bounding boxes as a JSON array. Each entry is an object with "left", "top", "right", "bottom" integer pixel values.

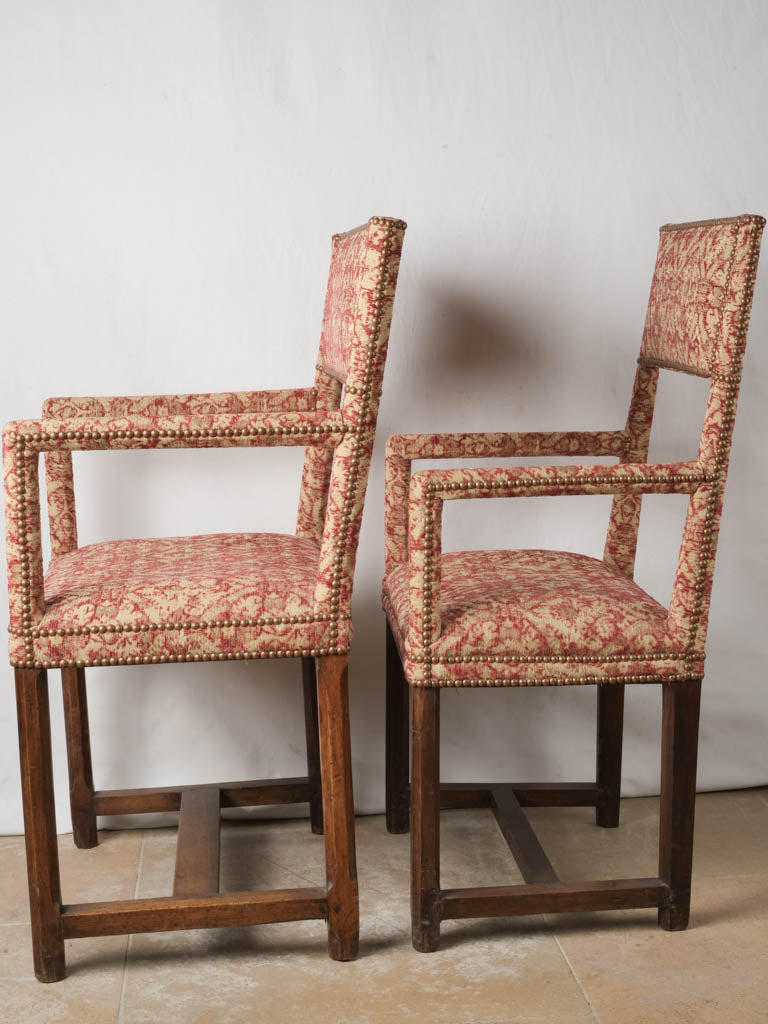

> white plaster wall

[{"left": 1, "top": 0, "right": 766, "bottom": 833}]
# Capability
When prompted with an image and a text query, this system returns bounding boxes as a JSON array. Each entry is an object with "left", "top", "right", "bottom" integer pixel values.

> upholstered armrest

[
  {"left": 384, "top": 429, "right": 627, "bottom": 574},
  {"left": 403, "top": 460, "right": 708, "bottom": 651},
  {"left": 2, "top": 409, "right": 348, "bottom": 634},
  {"left": 6, "top": 409, "right": 346, "bottom": 452},
  {"left": 387, "top": 429, "right": 627, "bottom": 460},
  {"left": 42, "top": 387, "right": 318, "bottom": 419}
]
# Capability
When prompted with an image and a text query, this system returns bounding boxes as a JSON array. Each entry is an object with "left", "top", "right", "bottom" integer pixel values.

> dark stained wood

[
  {"left": 441, "top": 878, "right": 671, "bottom": 920},
  {"left": 301, "top": 656, "right": 324, "bottom": 834},
  {"left": 93, "top": 777, "right": 311, "bottom": 815},
  {"left": 385, "top": 621, "right": 410, "bottom": 834},
  {"left": 489, "top": 786, "right": 559, "bottom": 884},
  {"left": 173, "top": 788, "right": 221, "bottom": 897},
  {"left": 61, "top": 888, "right": 328, "bottom": 938},
  {"left": 596, "top": 683, "right": 625, "bottom": 828},
  {"left": 60, "top": 667, "right": 98, "bottom": 849},
  {"left": 15, "top": 668, "right": 65, "bottom": 983},
  {"left": 439, "top": 782, "right": 598, "bottom": 809},
  {"left": 411, "top": 687, "right": 441, "bottom": 952},
  {"left": 512, "top": 783, "right": 600, "bottom": 808},
  {"left": 658, "top": 680, "right": 701, "bottom": 931},
  {"left": 315, "top": 655, "right": 359, "bottom": 961}
]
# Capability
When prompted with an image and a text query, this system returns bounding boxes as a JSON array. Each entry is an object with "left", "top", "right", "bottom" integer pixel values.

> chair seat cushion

[
  {"left": 383, "top": 549, "right": 689, "bottom": 686},
  {"left": 30, "top": 533, "right": 351, "bottom": 667}
]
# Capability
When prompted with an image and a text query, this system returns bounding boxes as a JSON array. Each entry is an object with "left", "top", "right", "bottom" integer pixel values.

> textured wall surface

[{"left": 1, "top": 0, "right": 766, "bottom": 832}]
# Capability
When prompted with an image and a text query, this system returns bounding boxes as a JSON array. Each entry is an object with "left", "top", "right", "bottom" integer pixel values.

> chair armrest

[
  {"left": 387, "top": 429, "right": 627, "bottom": 460},
  {"left": 6, "top": 409, "right": 346, "bottom": 453},
  {"left": 402, "top": 459, "right": 709, "bottom": 655},
  {"left": 3, "top": 409, "right": 348, "bottom": 648},
  {"left": 384, "top": 429, "right": 627, "bottom": 574},
  {"left": 42, "top": 387, "right": 318, "bottom": 419},
  {"left": 411, "top": 459, "right": 708, "bottom": 502}
]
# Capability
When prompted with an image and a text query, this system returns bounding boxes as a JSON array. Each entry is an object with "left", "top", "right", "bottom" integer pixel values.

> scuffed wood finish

[
  {"left": 302, "top": 656, "right": 324, "bottom": 834},
  {"left": 490, "top": 786, "right": 558, "bottom": 884},
  {"left": 411, "top": 686, "right": 440, "bottom": 952},
  {"left": 173, "top": 788, "right": 221, "bottom": 897},
  {"left": 439, "top": 782, "right": 599, "bottom": 809},
  {"left": 596, "top": 683, "right": 625, "bottom": 828},
  {"left": 60, "top": 667, "right": 98, "bottom": 849},
  {"left": 93, "top": 777, "right": 311, "bottom": 815},
  {"left": 15, "top": 668, "right": 66, "bottom": 983},
  {"left": 316, "top": 655, "right": 359, "bottom": 960},
  {"left": 386, "top": 621, "right": 410, "bottom": 834},
  {"left": 62, "top": 888, "right": 328, "bottom": 938},
  {"left": 658, "top": 679, "right": 701, "bottom": 931},
  {"left": 441, "top": 878, "right": 670, "bottom": 919}
]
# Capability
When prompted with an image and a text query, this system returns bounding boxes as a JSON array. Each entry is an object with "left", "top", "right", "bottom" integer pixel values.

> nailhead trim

[
  {"left": 427, "top": 471, "right": 708, "bottom": 497},
  {"left": 683, "top": 216, "right": 763, "bottom": 666},
  {"left": 327, "top": 219, "right": 401, "bottom": 646},
  {"left": 12, "top": 423, "right": 349, "bottom": 447},
  {"left": 410, "top": 673, "right": 703, "bottom": 688},
  {"left": 11, "top": 645, "right": 351, "bottom": 670},
  {"left": 9, "top": 613, "right": 350, "bottom": 639}
]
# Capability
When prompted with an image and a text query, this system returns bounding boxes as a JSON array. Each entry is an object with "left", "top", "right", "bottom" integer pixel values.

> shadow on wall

[{"left": 398, "top": 282, "right": 552, "bottom": 423}]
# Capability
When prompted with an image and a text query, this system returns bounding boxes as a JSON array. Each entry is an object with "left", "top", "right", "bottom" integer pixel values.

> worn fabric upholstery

[
  {"left": 382, "top": 215, "right": 763, "bottom": 687},
  {"left": 4, "top": 217, "right": 406, "bottom": 668}
]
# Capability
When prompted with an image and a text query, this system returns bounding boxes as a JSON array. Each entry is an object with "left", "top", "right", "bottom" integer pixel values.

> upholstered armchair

[
  {"left": 382, "top": 215, "right": 763, "bottom": 951},
  {"left": 5, "top": 215, "right": 406, "bottom": 981}
]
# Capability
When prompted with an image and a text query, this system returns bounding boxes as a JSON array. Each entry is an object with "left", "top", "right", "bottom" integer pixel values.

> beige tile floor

[{"left": 2, "top": 788, "right": 768, "bottom": 1023}]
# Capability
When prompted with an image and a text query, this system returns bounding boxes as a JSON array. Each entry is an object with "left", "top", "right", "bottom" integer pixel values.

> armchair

[
  {"left": 382, "top": 215, "right": 763, "bottom": 950},
  {"left": 5, "top": 215, "right": 406, "bottom": 980}
]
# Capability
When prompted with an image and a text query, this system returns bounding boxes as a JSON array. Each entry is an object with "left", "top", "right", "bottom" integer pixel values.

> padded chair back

[
  {"left": 297, "top": 217, "right": 407, "bottom": 643},
  {"left": 605, "top": 215, "right": 764, "bottom": 662}
]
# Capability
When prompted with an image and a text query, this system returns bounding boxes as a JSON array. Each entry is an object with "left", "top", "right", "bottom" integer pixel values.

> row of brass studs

[
  {"left": 329, "top": 222, "right": 398, "bottom": 645},
  {"left": 430, "top": 652, "right": 683, "bottom": 665},
  {"left": 685, "top": 220, "right": 762, "bottom": 665},
  {"left": 13, "top": 645, "right": 351, "bottom": 670},
  {"left": 428, "top": 471, "right": 708, "bottom": 496},
  {"left": 14, "top": 442, "right": 35, "bottom": 661},
  {"left": 13, "top": 423, "right": 348, "bottom": 445},
  {"left": 411, "top": 673, "right": 702, "bottom": 688},
  {"left": 10, "top": 613, "right": 349, "bottom": 639}
]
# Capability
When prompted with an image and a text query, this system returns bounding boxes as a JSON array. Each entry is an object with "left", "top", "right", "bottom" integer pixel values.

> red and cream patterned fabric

[
  {"left": 383, "top": 214, "right": 764, "bottom": 688},
  {"left": 4, "top": 217, "right": 406, "bottom": 669},
  {"left": 641, "top": 218, "right": 760, "bottom": 376},
  {"left": 384, "top": 549, "right": 683, "bottom": 685},
  {"left": 32, "top": 533, "right": 346, "bottom": 666}
]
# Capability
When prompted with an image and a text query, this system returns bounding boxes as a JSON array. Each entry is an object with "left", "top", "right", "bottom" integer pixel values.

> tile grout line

[
  {"left": 549, "top": 922, "right": 601, "bottom": 1024},
  {"left": 116, "top": 831, "right": 146, "bottom": 1024}
]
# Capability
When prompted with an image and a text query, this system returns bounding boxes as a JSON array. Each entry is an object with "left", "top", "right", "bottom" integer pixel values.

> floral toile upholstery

[
  {"left": 382, "top": 215, "right": 764, "bottom": 688},
  {"left": 4, "top": 216, "right": 407, "bottom": 670}
]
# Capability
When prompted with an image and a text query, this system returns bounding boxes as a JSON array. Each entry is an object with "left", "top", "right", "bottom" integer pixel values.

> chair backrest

[
  {"left": 604, "top": 214, "right": 764, "bottom": 663},
  {"left": 296, "top": 217, "right": 407, "bottom": 639}
]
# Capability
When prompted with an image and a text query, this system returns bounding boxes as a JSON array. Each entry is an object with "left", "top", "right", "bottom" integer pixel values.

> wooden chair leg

[
  {"left": 386, "top": 621, "right": 410, "bottom": 834},
  {"left": 596, "top": 683, "right": 625, "bottom": 828},
  {"left": 658, "top": 679, "right": 701, "bottom": 931},
  {"left": 315, "top": 655, "right": 359, "bottom": 960},
  {"left": 301, "top": 657, "right": 324, "bottom": 835},
  {"left": 15, "top": 668, "right": 66, "bottom": 983},
  {"left": 411, "top": 686, "right": 440, "bottom": 952},
  {"left": 61, "top": 667, "right": 99, "bottom": 849}
]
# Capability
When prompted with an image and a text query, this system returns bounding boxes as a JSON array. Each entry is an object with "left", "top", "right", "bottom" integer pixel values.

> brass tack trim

[
  {"left": 12, "top": 613, "right": 350, "bottom": 640},
  {"left": 409, "top": 673, "right": 703, "bottom": 688},
  {"left": 11, "top": 644, "right": 352, "bottom": 670},
  {"left": 328, "top": 219, "right": 400, "bottom": 646}
]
